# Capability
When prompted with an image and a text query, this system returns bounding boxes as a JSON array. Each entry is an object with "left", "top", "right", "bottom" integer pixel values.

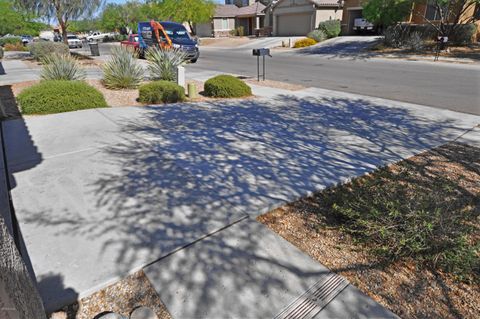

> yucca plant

[
  {"left": 146, "top": 47, "right": 188, "bottom": 82},
  {"left": 102, "top": 46, "right": 144, "bottom": 89},
  {"left": 40, "top": 53, "right": 86, "bottom": 81}
]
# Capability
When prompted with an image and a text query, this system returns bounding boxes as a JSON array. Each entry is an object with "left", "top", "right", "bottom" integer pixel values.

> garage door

[{"left": 277, "top": 13, "right": 313, "bottom": 36}]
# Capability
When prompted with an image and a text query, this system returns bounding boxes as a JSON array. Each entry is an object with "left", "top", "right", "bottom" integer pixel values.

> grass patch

[{"left": 17, "top": 80, "right": 108, "bottom": 114}]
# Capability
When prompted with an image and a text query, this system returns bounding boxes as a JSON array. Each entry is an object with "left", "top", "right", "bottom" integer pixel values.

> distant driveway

[{"left": 297, "top": 36, "right": 382, "bottom": 56}]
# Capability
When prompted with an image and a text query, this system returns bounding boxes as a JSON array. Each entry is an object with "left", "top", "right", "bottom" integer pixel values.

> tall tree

[
  {"left": 149, "top": 0, "right": 215, "bottom": 35},
  {"left": 16, "top": 0, "right": 104, "bottom": 43},
  {"left": 101, "top": 1, "right": 148, "bottom": 33},
  {"left": 412, "top": 0, "right": 480, "bottom": 38},
  {"left": 362, "top": 0, "right": 414, "bottom": 30},
  {"left": 0, "top": 0, "right": 47, "bottom": 36}
]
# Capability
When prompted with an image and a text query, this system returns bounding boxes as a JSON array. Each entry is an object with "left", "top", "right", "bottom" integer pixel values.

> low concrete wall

[{"left": 0, "top": 119, "right": 46, "bottom": 319}]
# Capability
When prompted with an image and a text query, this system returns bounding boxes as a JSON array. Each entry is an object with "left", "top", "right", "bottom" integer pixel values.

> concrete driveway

[
  {"left": 296, "top": 36, "right": 382, "bottom": 56},
  {"left": 3, "top": 88, "right": 479, "bottom": 315}
]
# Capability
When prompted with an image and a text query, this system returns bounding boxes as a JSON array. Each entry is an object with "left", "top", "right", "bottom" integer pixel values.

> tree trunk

[
  {"left": 58, "top": 17, "right": 68, "bottom": 45},
  {"left": 189, "top": 21, "right": 196, "bottom": 36}
]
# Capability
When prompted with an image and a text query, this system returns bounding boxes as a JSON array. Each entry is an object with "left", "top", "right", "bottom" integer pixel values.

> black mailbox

[
  {"left": 253, "top": 48, "right": 272, "bottom": 81},
  {"left": 252, "top": 48, "right": 270, "bottom": 56}
]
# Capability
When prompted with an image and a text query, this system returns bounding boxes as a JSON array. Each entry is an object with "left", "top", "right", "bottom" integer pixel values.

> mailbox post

[{"left": 252, "top": 48, "right": 271, "bottom": 81}]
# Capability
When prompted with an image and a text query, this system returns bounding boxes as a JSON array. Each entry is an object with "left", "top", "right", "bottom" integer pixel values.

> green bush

[
  {"left": 0, "top": 37, "right": 22, "bottom": 46},
  {"left": 0, "top": 46, "right": 3, "bottom": 59},
  {"left": 293, "top": 38, "right": 317, "bottom": 48},
  {"left": 204, "top": 75, "right": 252, "bottom": 98},
  {"left": 102, "top": 46, "right": 143, "bottom": 89},
  {"left": 28, "top": 42, "right": 69, "bottom": 61},
  {"left": 317, "top": 20, "right": 341, "bottom": 38},
  {"left": 307, "top": 29, "right": 327, "bottom": 43},
  {"left": 17, "top": 81, "right": 107, "bottom": 114},
  {"left": 41, "top": 54, "right": 86, "bottom": 81},
  {"left": 138, "top": 81, "right": 186, "bottom": 104}
]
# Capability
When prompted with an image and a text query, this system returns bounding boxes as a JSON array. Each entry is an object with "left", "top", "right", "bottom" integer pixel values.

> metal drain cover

[{"left": 274, "top": 272, "right": 349, "bottom": 319}]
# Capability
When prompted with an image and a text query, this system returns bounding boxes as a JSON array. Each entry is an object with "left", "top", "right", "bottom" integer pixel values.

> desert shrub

[
  {"left": 450, "top": 24, "right": 477, "bottom": 45},
  {"left": 384, "top": 25, "right": 405, "bottom": 48},
  {"left": 307, "top": 29, "right": 327, "bottom": 43},
  {"left": 317, "top": 20, "right": 341, "bottom": 38},
  {"left": 0, "top": 37, "right": 22, "bottom": 46},
  {"left": 146, "top": 47, "right": 188, "bottom": 82},
  {"left": 3, "top": 42, "right": 27, "bottom": 51},
  {"left": 236, "top": 26, "right": 245, "bottom": 36},
  {"left": 229, "top": 26, "right": 245, "bottom": 36},
  {"left": 316, "top": 145, "right": 479, "bottom": 282},
  {"left": 138, "top": 81, "right": 186, "bottom": 104},
  {"left": 293, "top": 38, "right": 317, "bottom": 48},
  {"left": 204, "top": 74, "right": 251, "bottom": 98},
  {"left": 29, "top": 41, "right": 69, "bottom": 61},
  {"left": 41, "top": 53, "right": 86, "bottom": 81},
  {"left": 17, "top": 80, "right": 107, "bottom": 114},
  {"left": 405, "top": 31, "right": 424, "bottom": 51},
  {"left": 102, "top": 46, "right": 143, "bottom": 89}
]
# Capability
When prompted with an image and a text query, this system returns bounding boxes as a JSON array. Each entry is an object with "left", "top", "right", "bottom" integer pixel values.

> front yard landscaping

[{"left": 258, "top": 142, "right": 479, "bottom": 319}]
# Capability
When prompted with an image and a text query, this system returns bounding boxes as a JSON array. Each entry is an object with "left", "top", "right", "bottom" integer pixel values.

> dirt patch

[
  {"left": 86, "top": 79, "right": 142, "bottom": 107},
  {"left": 51, "top": 271, "right": 171, "bottom": 319},
  {"left": 258, "top": 142, "right": 480, "bottom": 319},
  {"left": 244, "top": 78, "right": 305, "bottom": 91},
  {"left": 370, "top": 43, "right": 480, "bottom": 61}
]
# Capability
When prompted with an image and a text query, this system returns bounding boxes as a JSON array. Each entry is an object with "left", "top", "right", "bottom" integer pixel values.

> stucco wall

[
  {"left": 0, "top": 119, "right": 45, "bottom": 319},
  {"left": 315, "top": 9, "right": 343, "bottom": 27}
]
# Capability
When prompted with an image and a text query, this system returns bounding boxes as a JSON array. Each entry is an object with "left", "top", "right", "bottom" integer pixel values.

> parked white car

[
  {"left": 86, "top": 32, "right": 114, "bottom": 42},
  {"left": 354, "top": 18, "right": 375, "bottom": 33},
  {"left": 67, "top": 35, "right": 83, "bottom": 48}
]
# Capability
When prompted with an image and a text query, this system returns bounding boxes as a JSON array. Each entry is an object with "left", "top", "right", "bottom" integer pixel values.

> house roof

[
  {"left": 213, "top": 3, "right": 266, "bottom": 18},
  {"left": 311, "top": 0, "right": 342, "bottom": 7},
  {"left": 214, "top": 5, "right": 239, "bottom": 18},
  {"left": 272, "top": 0, "right": 342, "bottom": 9},
  {"left": 237, "top": 2, "right": 266, "bottom": 17}
]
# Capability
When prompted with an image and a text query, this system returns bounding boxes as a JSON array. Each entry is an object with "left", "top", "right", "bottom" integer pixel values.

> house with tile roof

[{"left": 196, "top": 1, "right": 268, "bottom": 37}]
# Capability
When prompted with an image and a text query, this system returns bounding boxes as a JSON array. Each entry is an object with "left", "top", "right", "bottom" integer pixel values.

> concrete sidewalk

[{"left": 4, "top": 84, "right": 479, "bottom": 315}]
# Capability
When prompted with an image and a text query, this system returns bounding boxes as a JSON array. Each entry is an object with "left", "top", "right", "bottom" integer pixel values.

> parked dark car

[{"left": 135, "top": 21, "right": 199, "bottom": 63}]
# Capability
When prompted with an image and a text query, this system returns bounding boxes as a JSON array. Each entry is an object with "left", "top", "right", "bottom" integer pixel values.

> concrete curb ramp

[{"left": 144, "top": 218, "right": 397, "bottom": 318}]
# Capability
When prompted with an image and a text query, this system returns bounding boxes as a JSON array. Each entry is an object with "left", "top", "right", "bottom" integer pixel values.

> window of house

[{"left": 222, "top": 18, "right": 229, "bottom": 30}]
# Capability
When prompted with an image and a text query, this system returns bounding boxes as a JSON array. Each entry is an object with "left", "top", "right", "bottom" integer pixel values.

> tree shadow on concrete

[
  {"left": 0, "top": 62, "right": 5, "bottom": 75},
  {"left": 18, "top": 94, "right": 474, "bottom": 314}
]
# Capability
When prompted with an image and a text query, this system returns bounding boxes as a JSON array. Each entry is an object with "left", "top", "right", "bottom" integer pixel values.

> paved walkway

[{"left": 3, "top": 80, "right": 479, "bottom": 316}]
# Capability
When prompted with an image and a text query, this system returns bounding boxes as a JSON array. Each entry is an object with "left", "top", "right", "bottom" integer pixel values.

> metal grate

[{"left": 274, "top": 272, "right": 349, "bottom": 319}]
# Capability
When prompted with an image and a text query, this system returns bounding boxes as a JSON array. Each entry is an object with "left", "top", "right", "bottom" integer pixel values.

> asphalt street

[{"left": 187, "top": 47, "right": 480, "bottom": 115}]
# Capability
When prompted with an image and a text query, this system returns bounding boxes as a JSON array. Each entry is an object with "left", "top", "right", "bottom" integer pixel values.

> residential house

[
  {"left": 341, "top": 0, "right": 480, "bottom": 36},
  {"left": 196, "top": 1, "right": 267, "bottom": 37},
  {"left": 269, "top": 0, "right": 343, "bottom": 36}
]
